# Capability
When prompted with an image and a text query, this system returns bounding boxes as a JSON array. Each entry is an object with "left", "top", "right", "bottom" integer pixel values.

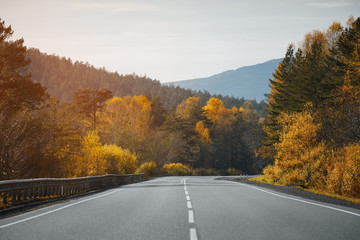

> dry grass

[
  {"left": 249, "top": 176, "right": 360, "bottom": 204},
  {"left": 248, "top": 175, "right": 282, "bottom": 186},
  {"left": 300, "top": 187, "right": 360, "bottom": 204}
]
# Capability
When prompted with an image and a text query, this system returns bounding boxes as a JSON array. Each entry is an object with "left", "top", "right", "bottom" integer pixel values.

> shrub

[
  {"left": 162, "top": 163, "right": 191, "bottom": 176},
  {"left": 68, "top": 131, "right": 105, "bottom": 177},
  {"left": 227, "top": 168, "right": 243, "bottom": 175},
  {"left": 102, "top": 144, "right": 137, "bottom": 174},
  {"left": 192, "top": 168, "right": 218, "bottom": 176},
  {"left": 340, "top": 144, "right": 360, "bottom": 198},
  {"left": 136, "top": 161, "right": 158, "bottom": 178}
]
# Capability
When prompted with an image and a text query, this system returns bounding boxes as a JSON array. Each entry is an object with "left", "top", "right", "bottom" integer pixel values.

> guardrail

[
  {"left": 240, "top": 174, "right": 249, "bottom": 180},
  {"left": 0, "top": 173, "right": 144, "bottom": 207}
]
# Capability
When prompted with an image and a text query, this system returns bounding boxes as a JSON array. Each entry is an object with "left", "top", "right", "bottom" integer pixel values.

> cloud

[
  {"left": 306, "top": 2, "right": 353, "bottom": 8},
  {"left": 72, "top": 2, "right": 156, "bottom": 12}
]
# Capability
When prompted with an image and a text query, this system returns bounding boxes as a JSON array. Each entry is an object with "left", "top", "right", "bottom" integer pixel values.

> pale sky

[{"left": 1, "top": 0, "right": 358, "bottom": 82}]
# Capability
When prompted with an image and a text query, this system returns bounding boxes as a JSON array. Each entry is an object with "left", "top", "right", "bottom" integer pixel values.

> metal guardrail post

[
  {"left": 3, "top": 192, "right": 8, "bottom": 204},
  {"left": 0, "top": 173, "right": 144, "bottom": 207}
]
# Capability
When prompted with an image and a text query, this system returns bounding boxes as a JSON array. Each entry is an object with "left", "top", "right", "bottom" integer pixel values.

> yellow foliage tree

[
  {"left": 203, "top": 97, "right": 224, "bottom": 124},
  {"left": 239, "top": 101, "right": 259, "bottom": 123},
  {"left": 203, "top": 97, "right": 234, "bottom": 127},
  {"left": 341, "top": 144, "right": 360, "bottom": 197},
  {"left": 176, "top": 96, "right": 201, "bottom": 120},
  {"left": 195, "top": 121, "right": 211, "bottom": 143},
  {"left": 327, "top": 144, "right": 360, "bottom": 198},
  {"left": 68, "top": 131, "right": 105, "bottom": 177},
  {"left": 100, "top": 95, "right": 152, "bottom": 142},
  {"left": 264, "top": 109, "right": 328, "bottom": 188}
]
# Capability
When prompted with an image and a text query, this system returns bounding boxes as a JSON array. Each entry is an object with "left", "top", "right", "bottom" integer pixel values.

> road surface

[{"left": 0, "top": 176, "right": 359, "bottom": 240}]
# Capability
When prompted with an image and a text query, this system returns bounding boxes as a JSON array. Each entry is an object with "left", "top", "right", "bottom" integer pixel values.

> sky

[{"left": 1, "top": 0, "right": 358, "bottom": 82}]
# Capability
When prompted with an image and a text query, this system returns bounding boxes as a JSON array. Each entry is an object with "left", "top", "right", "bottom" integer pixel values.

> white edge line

[
  {"left": 190, "top": 228, "right": 198, "bottom": 240},
  {"left": 0, "top": 189, "right": 123, "bottom": 229},
  {"left": 237, "top": 182, "right": 360, "bottom": 217}
]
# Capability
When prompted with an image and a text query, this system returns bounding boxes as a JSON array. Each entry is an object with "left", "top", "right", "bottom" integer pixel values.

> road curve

[{"left": 0, "top": 176, "right": 359, "bottom": 240}]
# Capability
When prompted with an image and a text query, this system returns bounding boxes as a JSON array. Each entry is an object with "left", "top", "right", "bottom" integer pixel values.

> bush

[
  {"left": 68, "top": 131, "right": 105, "bottom": 177},
  {"left": 102, "top": 144, "right": 138, "bottom": 174},
  {"left": 341, "top": 144, "right": 360, "bottom": 197},
  {"left": 227, "top": 168, "right": 243, "bottom": 175},
  {"left": 162, "top": 163, "right": 192, "bottom": 176},
  {"left": 136, "top": 161, "right": 158, "bottom": 178},
  {"left": 327, "top": 144, "right": 360, "bottom": 198},
  {"left": 192, "top": 168, "right": 221, "bottom": 176}
]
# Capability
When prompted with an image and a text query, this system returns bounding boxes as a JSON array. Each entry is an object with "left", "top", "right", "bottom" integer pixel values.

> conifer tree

[
  {"left": 73, "top": 88, "right": 112, "bottom": 130},
  {"left": 0, "top": 18, "right": 47, "bottom": 112}
]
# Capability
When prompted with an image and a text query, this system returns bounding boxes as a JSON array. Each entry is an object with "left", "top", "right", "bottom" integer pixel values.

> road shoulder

[{"left": 219, "top": 177, "right": 360, "bottom": 210}]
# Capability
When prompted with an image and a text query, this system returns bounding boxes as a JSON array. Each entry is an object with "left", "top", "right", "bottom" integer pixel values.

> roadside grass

[
  {"left": 249, "top": 176, "right": 360, "bottom": 204},
  {"left": 299, "top": 188, "right": 360, "bottom": 204},
  {"left": 248, "top": 175, "right": 282, "bottom": 186}
]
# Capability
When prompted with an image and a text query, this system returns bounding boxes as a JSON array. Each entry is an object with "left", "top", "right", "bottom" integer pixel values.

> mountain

[{"left": 164, "top": 59, "right": 282, "bottom": 101}]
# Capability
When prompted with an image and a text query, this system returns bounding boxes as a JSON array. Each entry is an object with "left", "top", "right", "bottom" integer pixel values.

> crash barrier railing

[
  {"left": 240, "top": 174, "right": 249, "bottom": 180},
  {"left": 0, "top": 173, "right": 144, "bottom": 207}
]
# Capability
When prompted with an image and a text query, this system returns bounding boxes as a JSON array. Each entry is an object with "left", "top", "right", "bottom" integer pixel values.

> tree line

[
  {"left": 260, "top": 16, "right": 360, "bottom": 198},
  {"left": 26, "top": 48, "right": 267, "bottom": 114},
  {"left": 0, "top": 18, "right": 265, "bottom": 180}
]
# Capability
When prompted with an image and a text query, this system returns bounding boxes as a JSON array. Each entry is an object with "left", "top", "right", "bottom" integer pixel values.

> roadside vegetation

[{"left": 256, "top": 16, "right": 360, "bottom": 200}]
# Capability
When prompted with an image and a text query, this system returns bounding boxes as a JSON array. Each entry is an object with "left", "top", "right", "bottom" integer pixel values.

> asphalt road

[{"left": 0, "top": 176, "right": 359, "bottom": 240}]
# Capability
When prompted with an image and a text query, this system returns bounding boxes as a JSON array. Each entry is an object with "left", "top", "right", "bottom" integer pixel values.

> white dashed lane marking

[
  {"left": 190, "top": 228, "right": 198, "bottom": 240},
  {"left": 189, "top": 210, "right": 194, "bottom": 223},
  {"left": 183, "top": 178, "right": 198, "bottom": 240}
]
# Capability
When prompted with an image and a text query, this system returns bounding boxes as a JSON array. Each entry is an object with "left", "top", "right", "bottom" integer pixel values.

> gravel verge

[{"left": 219, "top": 177, "right": 360, "bottom": 210}]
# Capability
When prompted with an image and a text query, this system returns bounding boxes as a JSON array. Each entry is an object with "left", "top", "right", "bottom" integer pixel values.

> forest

[
  {"left": 259, "top": 16, "right": 360, "bottom": 199},
  {"left": 0, "top": 17, "right": 265, "bottom": 181},
  {"left": 26, "top": 48, "right": 267, "bottom": 114},
  {"left": 1, "top": 15, "right": 359, "bottom": 200}
]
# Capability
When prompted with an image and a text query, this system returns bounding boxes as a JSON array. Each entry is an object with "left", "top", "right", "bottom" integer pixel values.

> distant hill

[
  {"left": 25, "top": 48, "right": 266, "bottom": 113},
  {"left": 164, "top": 59, "right": 282, "bottom": 101}
]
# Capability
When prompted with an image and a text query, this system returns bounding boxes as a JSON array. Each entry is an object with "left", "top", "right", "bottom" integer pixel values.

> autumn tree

[
  {"left": 260, "top": 17, "right": 360, "bottom": 198},
  {"left": 0, "top": 102, "right": 38, "bottom": 179},
  {"left": 263, "top": 20, "right": 351, "bottom": 151},
  {"left": 0, "top": 18, "right": 50, "bottom": 179},
  {"left": 200, "top": 98, "right": 262, "bottom": 172},
  {"left": 73, "top": 88, "right": 112, "bottom": 130},
  {"left": 36, "top": 98, "right": 82, "bottom": 177},
  {"left": 263, "top": 108, "right": 328, "bottom": 187},
  {"left": 0, "top": 18, "right": 47, "bottom": 112},
  {"left": 146, "top": 95, "right": 166, "bottom": 129},
  {"left": 100, "top": 95, "right": 153, "bottom": 146},
  {"left": 67, "top": 131, "right": 105, "bottom": 177},
  {"left": 160, "top": 96, "right": 205, "bottom": 166}
]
